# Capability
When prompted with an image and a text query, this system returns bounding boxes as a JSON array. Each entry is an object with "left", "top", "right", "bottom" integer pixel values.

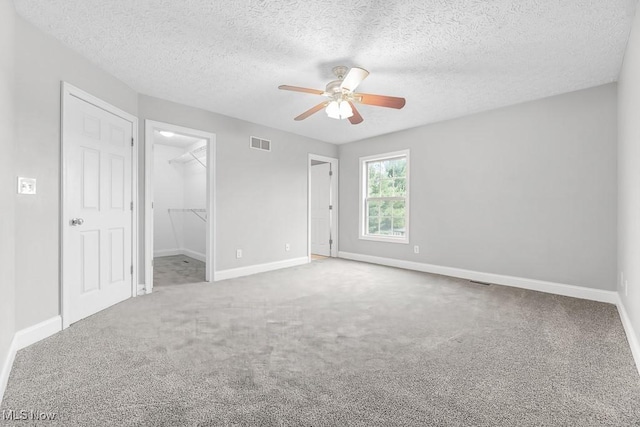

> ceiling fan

[{"left": 278, "top": 66, "right": 406, "bottom": 125}]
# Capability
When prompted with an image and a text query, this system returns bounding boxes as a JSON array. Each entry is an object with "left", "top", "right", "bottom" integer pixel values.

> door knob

[{"left": 70, "top": 218, "right": 84, "bottom": 226}]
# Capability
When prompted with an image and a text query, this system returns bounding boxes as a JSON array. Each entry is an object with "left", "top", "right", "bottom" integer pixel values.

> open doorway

[
  {"left": 144, "top": 121, "right": 216, "bottom": 292},
  {"left": 308, "top": 154, "right": 339, "bottom": 260}
]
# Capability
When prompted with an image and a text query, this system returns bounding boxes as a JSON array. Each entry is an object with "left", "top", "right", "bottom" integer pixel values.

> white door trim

[
  {"left": 60, "top": 82, "right": 139, "bottom": 330},
  {"left": 308, "top": 154, "right": 339, "bottom": 259},
  {"left": 144, "top": 120, "right": 216, "bottom": 292}
]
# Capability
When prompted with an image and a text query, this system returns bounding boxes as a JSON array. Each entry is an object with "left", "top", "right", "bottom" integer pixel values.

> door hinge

[
  {"left": 130, "top": 265, "right": 133, "bottom": 274},
  {"left": 329, "top": 239, "right": 333, "bottom": 246},
  {"left": 130, "top": 201, "right": 133, "bottom": 211},
  {"left": 329, "top": 170, "right": 333, "bottom": 176},
  {"left": 329, "top": 205, "right": 333, "bottom": 210},
  {"left": 131, "top": 137, "right": 134, "bottom": 147}
]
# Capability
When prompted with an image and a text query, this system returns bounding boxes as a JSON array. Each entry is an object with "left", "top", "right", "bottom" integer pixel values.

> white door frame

[
  {"left": 60, "top": 82, "right": 139, "bottom": 330},
  {"left": 308, "top": 154, "right": 339, "bottom": 259},
  {"left": 144, "top": 120, "right": 216, "bottom": 292}
]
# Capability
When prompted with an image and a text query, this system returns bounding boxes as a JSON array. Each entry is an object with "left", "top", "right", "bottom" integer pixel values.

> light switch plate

[{"left": 17, "top": 177, "right": 37, "bottom": 195}]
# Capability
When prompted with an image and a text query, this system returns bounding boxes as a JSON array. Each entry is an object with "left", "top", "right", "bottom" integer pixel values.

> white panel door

[
  {"left": 311, "top": 162, "right": 331, "bottom": 256},
  {"left": 64, "top": 95, "right": 133, "bottom": 325}
]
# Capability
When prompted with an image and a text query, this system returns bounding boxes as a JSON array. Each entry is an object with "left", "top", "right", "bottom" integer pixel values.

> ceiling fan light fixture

[
  {"left": 326, "top": 100, "right": 353, "bottom": 120},
  {"left": 326, "top": 101, "right": 341, "bottom": 119},
  {"left": 339, "top": 100, "right": 353, "bottom": 119}
]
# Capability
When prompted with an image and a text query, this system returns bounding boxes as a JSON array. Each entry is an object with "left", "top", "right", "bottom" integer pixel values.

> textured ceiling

[{"left": 13, "top": 0, "right": 639, "bottom": 144}]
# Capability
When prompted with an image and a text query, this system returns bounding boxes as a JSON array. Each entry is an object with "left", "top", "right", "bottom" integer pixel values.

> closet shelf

[
  {"left": 168, "top": 208, "right": 207, "bottom": 222},
  {"left": 168, "top": 145, "right": 207, "bottom": 167}
]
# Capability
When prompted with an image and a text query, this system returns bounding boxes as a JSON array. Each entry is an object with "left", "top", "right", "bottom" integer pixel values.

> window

[{"left": 359, "top": 150, "right": 409, "bottom": 243}]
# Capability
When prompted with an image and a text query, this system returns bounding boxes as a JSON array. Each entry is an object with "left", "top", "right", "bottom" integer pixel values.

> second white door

[{"left": 311, "top": 162, "right": 331, "bottom": 256}]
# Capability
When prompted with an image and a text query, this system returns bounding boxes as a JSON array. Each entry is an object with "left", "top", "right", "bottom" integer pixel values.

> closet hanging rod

[{"left": 168, "top": 145, "right": 207, "bottom": 168}]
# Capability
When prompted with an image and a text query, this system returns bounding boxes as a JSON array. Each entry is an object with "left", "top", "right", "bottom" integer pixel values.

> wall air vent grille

[{"left": 250, "top": 136, "right": 271, "bottom": 152}]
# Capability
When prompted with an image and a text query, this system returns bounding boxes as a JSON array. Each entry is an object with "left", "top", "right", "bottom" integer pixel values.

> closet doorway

[{"left": 144, "top": 121, "right": 216, "bottom": 292}]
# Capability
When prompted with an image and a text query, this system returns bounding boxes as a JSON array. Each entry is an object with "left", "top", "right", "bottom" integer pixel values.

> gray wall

[
  {"left": 0, "top": 0, "right": 16, "bottom": 385},
  {"left": 13, "top": 17, "right": 138, "bottom": 330},
  {"left": 138, "top": 95, "right": 337, "bottom": 272},
  {"left": 339, "top": 84, "right": 618, "bottom": 290},
  {"left": 618, "top": 7, "right": 640, "bottom": 344}
]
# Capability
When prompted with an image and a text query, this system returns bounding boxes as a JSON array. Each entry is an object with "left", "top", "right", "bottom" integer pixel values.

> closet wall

[
  {"left": 153, "top": 141, "right": 206, "bottom": 261},
  {"left": 182, "top": 153, "right": 207, "bottom": 259}
]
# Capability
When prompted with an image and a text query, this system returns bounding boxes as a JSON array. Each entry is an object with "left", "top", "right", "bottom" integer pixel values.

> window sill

[{"left": 359, "top": 235, "right": 409, "bottom": 244}]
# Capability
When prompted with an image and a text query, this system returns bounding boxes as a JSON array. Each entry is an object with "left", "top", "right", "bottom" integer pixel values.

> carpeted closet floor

[
  {"left": 2, "top": 259, "right": 639, "bottom": 426},
  {"left": 153, "top": 255, "right": 205, "bottom": 287}
]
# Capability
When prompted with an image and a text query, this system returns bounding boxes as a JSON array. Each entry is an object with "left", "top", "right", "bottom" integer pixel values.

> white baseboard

[
  {"left": 154, "top": 248, "right": 181, "bottom": 258},
  {"left": 13, "top": 316, "right": 62, "bottom": 352},
  {"left": 181, "top": 248, "right": 205, "bottom": 263},
  {"left": 137, "top": 283, "right": 146, "bottom": 296},
  {"left": 617, "top": 296, "right": 640, "bottom": 376},
  {"left": 154, "top": 248, "right": 205, "bottom": 262},
  {"left": 0, "top": 336, "right": 16, "bottom": 407},
  {"left": 0, "top": 316, "right": 62, "bottom": 406},
  {"left": 214, "top": 257, "right": 309, "bottom": 281},
  {"left": 338, "top": 252, "right": 618, "bottom": 304}
]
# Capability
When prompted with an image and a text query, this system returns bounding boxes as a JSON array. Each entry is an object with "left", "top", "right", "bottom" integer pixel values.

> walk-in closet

[{"left": 152, "top": 130, "right": 207, "bottom": 286}]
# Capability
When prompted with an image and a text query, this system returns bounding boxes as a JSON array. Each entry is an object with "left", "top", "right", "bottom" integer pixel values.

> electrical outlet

[
  {"left": 285, "top": 243, "right": 290, "bottom": 251},
  {"left": 236, "top": 249, "right": 242, "bottom": 259},
  {"left": 414, "top": 245, "right": 420, "bottom": 254},
  {"left": 621, "top": 272, "right": 625, "bottom": 289}
]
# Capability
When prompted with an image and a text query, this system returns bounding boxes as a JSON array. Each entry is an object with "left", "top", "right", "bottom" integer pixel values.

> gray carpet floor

[
  {"left": 2, "top": 259, "right": 639, "bottom": 426},
  {"left": 153, "top": 255, "right": 205, "bottom": 287}
]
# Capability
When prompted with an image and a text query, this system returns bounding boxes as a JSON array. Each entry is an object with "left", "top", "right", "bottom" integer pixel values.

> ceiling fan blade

[
  {"left": 294, "top": 102, "right": 327, "bottom": 121},
  {"left": 340, "top": 67, "right": 369, "bottom": 92},
  {"left": 278, "top": 85, "right": 325, "bottom": 95},
  {"left": 348, "top": 102, "right": 363, "bottom": 125},
  {"left": 355, "top": 93, "right": 406, "bottom": 109}
]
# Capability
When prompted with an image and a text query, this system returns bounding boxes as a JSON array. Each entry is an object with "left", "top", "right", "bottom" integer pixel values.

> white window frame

[{"left": 359, "top": 149, "right": 410, "bottom": 244}]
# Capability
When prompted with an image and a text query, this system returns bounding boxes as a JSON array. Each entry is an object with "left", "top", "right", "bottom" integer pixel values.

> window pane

[
  {"left": 368, "top": 216, "right": 379, "bottom": 234},
  {"left": 393, "top": 217, "right": 405, "bottom": 235},
  {"left": 368, "top": 176, "right": 381, "bottom": 197},
  {"left": 392, "top": 200, "right": 405, "bottom": 218},
  {"left": 392, "top": 158, "right": 407, "bottom": 178},
  {"left": 387, "top": 159, "right": 401, "bottom": 177},
  {"left": 380, "top": 201, "right": 393, "bottom": 217},
  {"left": 380, "top": 217, "right": 392, "bottom": 235},
  {"left": 367, "top": 200, "right": 380, "bottom": 217},
  {"left": 368, "top": 161, "right": 383, "bottom": 180},
  {"left": 380, "top": 179, "right": 394, "bottom": 197},
  {"left": 394, "top": 178, "right": 406, "bottom": 196},
  {"left": 386, "top": 159, "right": 396, "bottom": 177},
  {"left": 381, "top": 160, "right": 393, "bottom": 178}
]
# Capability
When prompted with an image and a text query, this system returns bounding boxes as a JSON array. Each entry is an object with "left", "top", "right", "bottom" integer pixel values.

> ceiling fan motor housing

[
  {"left": 331, "top": 65, "right": 349, "bottom": 79},
  {"left": 325, "top": 79, "right": 344, "bottom": 95}
]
